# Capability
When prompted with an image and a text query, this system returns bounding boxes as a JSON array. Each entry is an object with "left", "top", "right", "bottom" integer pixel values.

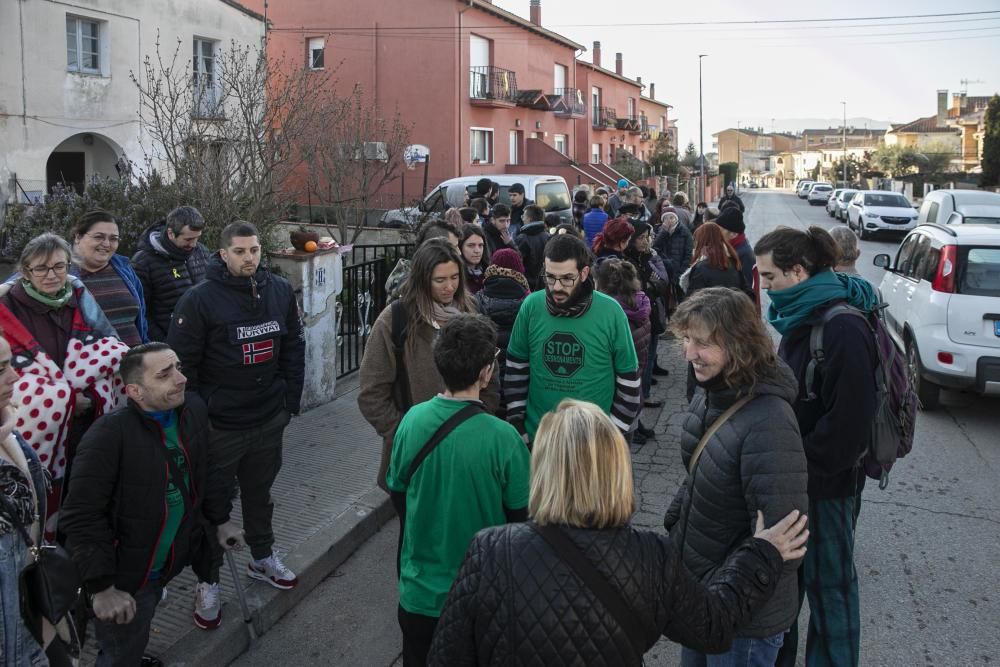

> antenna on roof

[{"left": 959, "top": 78, "right": 984, "bottom": 94}]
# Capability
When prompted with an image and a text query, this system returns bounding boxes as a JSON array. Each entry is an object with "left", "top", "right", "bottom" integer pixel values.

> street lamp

[
  {"left": 737, "top": 120, "right": 741, "bottom": 193},
  {"left": 842, "top": 101, "right": 847, "bottom": 186},
  {"left": 699, "top": 54, "right": 707, "bottom": 203}
]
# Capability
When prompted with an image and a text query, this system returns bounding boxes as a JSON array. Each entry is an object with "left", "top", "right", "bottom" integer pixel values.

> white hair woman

[{"left": 428, "top": 399, "right": 808, "bottom": 666}]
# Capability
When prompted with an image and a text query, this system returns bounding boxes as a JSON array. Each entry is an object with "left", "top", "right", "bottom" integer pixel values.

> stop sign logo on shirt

[{"left": 543, "top": 332, "right": 584, "bottom": 378}]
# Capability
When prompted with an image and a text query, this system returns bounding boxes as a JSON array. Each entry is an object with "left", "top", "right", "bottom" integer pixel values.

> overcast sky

[{"left": 492, "top": 0, "right": 1000, "bottom": 152}]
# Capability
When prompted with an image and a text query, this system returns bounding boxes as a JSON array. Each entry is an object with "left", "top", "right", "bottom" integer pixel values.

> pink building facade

[{"left": 245, "top": 0, "right": 671, "bottom": 202}]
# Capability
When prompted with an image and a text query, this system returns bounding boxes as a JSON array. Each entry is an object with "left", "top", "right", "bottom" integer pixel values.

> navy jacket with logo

[{"left": 167, "top": 253, "right": 305, "bottom": 430}]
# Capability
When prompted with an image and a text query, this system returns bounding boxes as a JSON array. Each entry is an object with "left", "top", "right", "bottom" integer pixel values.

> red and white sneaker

[
  {"left": 193, "top": 582, "right": 221, "bottom": 630},
  {"left": 247, "top": 553, "right": 298, "bottom": 590}
]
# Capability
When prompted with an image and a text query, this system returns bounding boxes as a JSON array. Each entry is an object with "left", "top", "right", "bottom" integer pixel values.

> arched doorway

[{"left": 46, "top": 133, "right": 125, "bottom": 194}]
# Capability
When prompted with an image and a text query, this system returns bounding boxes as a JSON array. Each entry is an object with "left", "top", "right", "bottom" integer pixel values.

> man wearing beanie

[{"left": 716, "top": 207, "right": 756, "bottom": 300}]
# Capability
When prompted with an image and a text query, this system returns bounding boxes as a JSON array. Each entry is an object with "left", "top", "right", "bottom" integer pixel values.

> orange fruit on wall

[{"left": 303, "top": 240, "right": 318, "bottom": 253}]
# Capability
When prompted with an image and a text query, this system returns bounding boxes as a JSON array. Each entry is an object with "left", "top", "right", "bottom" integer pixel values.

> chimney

[
  {"left": 529, "top": 0, "right": 540, "bottom": 26},
  {"left": 615, "top": 52, "right": 623, "bottom": 76},
  {"left": 649, "top": 82, "right": 655, "bottom": 100},
  {"left": 937, "top": 89, "right": 948, "bottom": 127},
  {"left": 592, "top": 41, "right": 601, "bottom": 67}
]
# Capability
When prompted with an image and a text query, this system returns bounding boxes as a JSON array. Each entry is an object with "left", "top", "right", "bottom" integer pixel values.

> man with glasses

[
  {"left": 386, "top": 313, "right": 529, "bottom": 666},
  {"left": 505, "top": 234, "right": 640, "bottom": 444}
]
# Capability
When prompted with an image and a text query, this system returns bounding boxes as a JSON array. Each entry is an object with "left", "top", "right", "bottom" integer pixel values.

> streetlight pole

[
  {"left": 842, "top": 101, "right": 847, "bottom": 186},
  {"left": 736, "top": 120, "right": 741, "bottom": 193},
  {"left": 699, "top": 54, "right": 707, "bottom": 203}
]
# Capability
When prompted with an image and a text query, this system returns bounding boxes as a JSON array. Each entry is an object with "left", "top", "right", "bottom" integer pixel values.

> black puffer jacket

[
  {"left": 686, "top": 259, "right": 750, "bottom": 296},
  {"left": 167, "top": 254, "right": 305, "bottom": 429},
  {"left": 131, "top": 223, "right": 212, "bottom": 341},
  {"left": 477, "top": 273, "right": 528, "bottom": 354},
  {"left": 61, "top": 395, "right": 213, "bottom": 595},
  {"left": 664, "top": 362, "right": 808, "bottom": 637},
  {"left": 514, "top": 222, "right": 550, "bottom": 291},
  {"left": 652, "top": 224, "right": 694, "bottom": 281},
  {"left": 428, "top": 522, "right": 783, "bottom": 666}
]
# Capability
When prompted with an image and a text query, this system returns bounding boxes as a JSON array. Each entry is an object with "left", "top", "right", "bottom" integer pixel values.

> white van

[
  {"left": 380, "top": 175, "right": 572, "bottom": 228},
  {"left": 917, "top": 189, "right": 1000, "bottom": 226}
]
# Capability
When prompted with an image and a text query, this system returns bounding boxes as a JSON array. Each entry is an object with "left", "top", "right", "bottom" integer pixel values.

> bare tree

[
  {"left": 301, "top": 83, "right": 411, "bottom": 243},
  {"left": 131, "top": 35, "right": 333, "bottom": 246}
]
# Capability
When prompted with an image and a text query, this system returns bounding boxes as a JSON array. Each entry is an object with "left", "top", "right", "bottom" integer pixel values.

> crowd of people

[
  {"left": 361, "top": 176, "right": 885, "bottom": 667},
  {"left": 0, "top": 174, "right": 887, "bottom": 667},
  {"left": 0, "top": 209, "right": 304, "bottom": 666}
]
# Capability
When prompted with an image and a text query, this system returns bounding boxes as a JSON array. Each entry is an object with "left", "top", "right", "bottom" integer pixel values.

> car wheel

[
  {"left": 828, "top": 208, "right": 834, "bottom": 217},
  {"left": 906, "top": 341, "right": 940, "bottom": 410},
  {"left": 858, "top": 221, "right": 868, "bottom": 240}
]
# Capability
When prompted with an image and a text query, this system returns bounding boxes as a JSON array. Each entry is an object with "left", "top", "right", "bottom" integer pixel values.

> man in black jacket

[
  {"left": 61, "top": 342, "right": 237, "bottom": 665},
  {"left": 507, "top": 183, "right": 533, "bottom": 239},
  {"left": 755, "top": 226, "right": 878, "bottom": 667},
  {"left": 131, "top": 206, "right": 212, "bottom": 341},
  {"left": 513, "top": 204, "right": 549, "bottom": 291},
  {"left": 168, "top": 221, "right": 305, "bottom": 630},
  {"left": 482, "top": 203, "right": 517, "bottom": 259},
  {"left": 718, "top": 184, "right": 746, "bottom": 213}
]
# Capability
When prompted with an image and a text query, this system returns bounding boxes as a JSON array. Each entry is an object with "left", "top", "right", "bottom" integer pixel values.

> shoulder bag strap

[
  {"left": 532, "top": 523, "right": 651, "bottom": 660},
  {"left": 391, "top": 300, "right": 413, "bottom": 410},
  {"left": 687, "top": 395, "right": 753, "bottom": 475},
  {"left": 402, "top": 403, "right": 484, "bottom": 484}
]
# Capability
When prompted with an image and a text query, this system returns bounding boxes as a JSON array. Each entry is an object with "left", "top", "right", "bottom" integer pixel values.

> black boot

[{"left": 652, "top": 364, "right": 670, "bottom": 376}]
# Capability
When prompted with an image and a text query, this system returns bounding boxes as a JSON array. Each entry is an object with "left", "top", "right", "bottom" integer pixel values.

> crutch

[{"left": 226, "top": 548, "right": 258, "bottom": 647}]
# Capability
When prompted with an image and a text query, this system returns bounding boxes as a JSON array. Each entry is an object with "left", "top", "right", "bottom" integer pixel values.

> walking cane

[{"left": 226, "top": 547, "right": 258, "bottom": 647}]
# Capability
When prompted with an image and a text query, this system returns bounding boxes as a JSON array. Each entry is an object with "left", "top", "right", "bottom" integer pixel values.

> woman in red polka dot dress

[{"left": 0, "top": 233, "right": 128, "bottom": 536}]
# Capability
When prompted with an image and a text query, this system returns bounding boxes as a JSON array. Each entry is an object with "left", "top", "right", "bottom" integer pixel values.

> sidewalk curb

[{"left": 161, "top": 488, "right": 395, "bottom": 666}]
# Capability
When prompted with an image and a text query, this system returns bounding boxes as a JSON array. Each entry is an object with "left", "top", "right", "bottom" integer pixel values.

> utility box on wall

[{"left": 268, "top": 247, "right": 343, "bottom": 410}]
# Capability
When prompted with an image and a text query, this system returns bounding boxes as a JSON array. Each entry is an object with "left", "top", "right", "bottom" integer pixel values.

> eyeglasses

[
  {"left": 87, "top": 233, "right": 120, "bottom": 245},
  {"left": 544, "top": 273, "right": 580, "bottom": 288},
  {"left": 27, "top": 262, "right": 69, "bottom": 277}
]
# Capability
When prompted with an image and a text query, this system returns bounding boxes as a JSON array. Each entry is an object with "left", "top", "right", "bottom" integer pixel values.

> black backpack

[{"left": 806, "top": 303, "right": 917, "bottom": 489}]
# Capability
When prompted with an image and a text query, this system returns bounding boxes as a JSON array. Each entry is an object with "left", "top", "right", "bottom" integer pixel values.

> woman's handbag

[{"left": 0, "top": 493, "right": 82, "bottom": 644}]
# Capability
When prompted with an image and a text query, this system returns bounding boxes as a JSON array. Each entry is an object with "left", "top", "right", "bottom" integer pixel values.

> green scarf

[
  {"left": 766, "top": 270, "right": 879, "bottom": 335},
  {"left": 21, "top": 279, "right": 72, "bottom": 309}
]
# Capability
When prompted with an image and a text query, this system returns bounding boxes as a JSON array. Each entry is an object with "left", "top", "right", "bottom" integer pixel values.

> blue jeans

[
  {"left": 680, "top": 632, "right": 785, "bottom": 667},
  {"left": 642, "top": 334, "right": 659, "bottom": 398},
  {"left": 94, "top": 578, "right": 165, "bottom": 666},
  {"left": 0, "top": 532, "right": 49, "bottom": 666}
]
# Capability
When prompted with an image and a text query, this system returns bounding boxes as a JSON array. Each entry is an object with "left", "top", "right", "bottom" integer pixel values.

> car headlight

[{"left": 865, "top": 210, "right": 880, "bottom": 218}]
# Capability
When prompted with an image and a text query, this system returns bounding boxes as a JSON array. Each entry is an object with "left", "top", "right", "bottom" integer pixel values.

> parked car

[
  {"left": 826, "top": 189, "right": 844, "bottom": 216},
  {"left": 873, "top": 223, "right": 1000, "bottom": 409},
  {"left": 808, "top": 183, "right": 834, "bottom": 205},
  {"left": 379, "top": 174, "right": 573, "bottom": 228},
  {"left": 834, "top": 189, "right": 858, "bottom": 221},
  {"left": 917, "top": 189, "right": 1000, "bottom": 226},
  {"left": 847, "top": 190, "right": 919, "bottom": 240},
  {"left": 796, "top": 180, "right": 815, "bottom": 198}
]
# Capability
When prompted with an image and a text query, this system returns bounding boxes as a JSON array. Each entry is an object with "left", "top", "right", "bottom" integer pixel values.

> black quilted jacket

[
  {"left": 663, "top": 362, "right": 808, "bottom": 637},
  {"left": 428, "top": 522, "right": 783, "bottom": 666},
  {"left": 131, "top": 223, "right": 212, "bottom": 341}
]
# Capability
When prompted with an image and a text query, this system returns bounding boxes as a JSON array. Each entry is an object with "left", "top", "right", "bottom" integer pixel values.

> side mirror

[
  {"left": 873, "top": 254, "right": 891, "bottom": 270},
  {"left": 417, "top": 200, "right": 426, "bottom": 212}
]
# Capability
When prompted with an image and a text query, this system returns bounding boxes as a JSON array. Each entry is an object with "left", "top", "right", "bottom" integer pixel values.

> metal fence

[{"left": 336, "top": 243, "right": 414, "bottom": 378}]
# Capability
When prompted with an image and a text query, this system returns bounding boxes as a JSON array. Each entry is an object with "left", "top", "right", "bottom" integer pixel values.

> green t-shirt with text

[
  {"left": 507, "top": 289, "right": 638, "bottom": 438},
  {"left": 385, "top": 395, "right": 530, "bottom": 617}
]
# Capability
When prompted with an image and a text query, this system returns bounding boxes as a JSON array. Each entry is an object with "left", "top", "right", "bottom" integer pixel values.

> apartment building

[
  {"left": 245, "top": 0, "right": 670, "bottom": 201},
  {"left": 0, "top": 0, "right": 264, "bottom": 207}
]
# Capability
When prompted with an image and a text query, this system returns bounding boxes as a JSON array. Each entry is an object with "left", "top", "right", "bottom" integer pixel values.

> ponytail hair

[
  {"left": 595, "top": 258, "right": 640, "bottom": 308},
  {"left": 752, "top": 225, "right": 839, "bottom": 276}
]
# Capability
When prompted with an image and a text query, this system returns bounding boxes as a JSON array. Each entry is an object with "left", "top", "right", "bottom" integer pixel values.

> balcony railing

[
  {"left": 470, "top": 66, "right": 518, "bottom": 106},
  {"left": 554, "top": 88, "right": 586, "bottom": 117},
  {"left": 593, "top": 106, "right": 617, "bottom": 129},
  {"left": 617, "top": 114, "right": 642, "bottom": 133}
]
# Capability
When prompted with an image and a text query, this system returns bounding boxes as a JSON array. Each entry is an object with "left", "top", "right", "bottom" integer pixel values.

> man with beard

[
  {"left": 131, "top": 206, "right": 212, "bottom": 341},
  {"left": 719, "top": 183, "right": 746, "bottom": 213},
  {"left": 61, "top": 343, "right": 231, "bottom": 665},
  {"left": 167, "top": 221, "right": 305, "bottom": 631},
  {"left": 482, "top": 203, "right": 517, "bottom": 258},
  {"left": 504, "top": 234, "right": 640, "bottom": 445},
  {"left": 507, "top": 183, "right": 533, "bottom": 239}
]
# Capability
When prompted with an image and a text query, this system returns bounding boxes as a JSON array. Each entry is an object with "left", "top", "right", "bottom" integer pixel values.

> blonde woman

[{"left": 428, "top": 399, "right": 808, "bottom": 666}]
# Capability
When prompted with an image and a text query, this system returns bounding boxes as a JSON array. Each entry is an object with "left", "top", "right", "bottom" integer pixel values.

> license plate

[{"left": 995, "top": 320, "right": 1000, "bottom": 337}]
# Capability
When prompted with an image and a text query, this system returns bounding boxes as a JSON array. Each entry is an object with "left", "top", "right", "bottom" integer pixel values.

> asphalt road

[{"left": 231, "top": 190, "right": 999, "bottom": 667}]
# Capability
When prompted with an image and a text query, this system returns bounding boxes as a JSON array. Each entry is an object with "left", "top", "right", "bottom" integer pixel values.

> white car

[
  {"left": 808, "top": 183, "right": 833, "bottom": 205},
  {"left": 796, "top": 180, "right": 815, "bottom": 198},
  {"left": 917, "top": 189, "right": 1000, "bottom": 226},
  {"left": 847, "top": 191, "right": 919, "bottom": 240},
  {"left": 826, "top": 189, "right": 844, "bottom": 216},
  {"left": 873, "top": 223, "right": 1000, "bottom": 409},
  {"left": 834, "top": 189, "right": 858, "bottom": 221}
]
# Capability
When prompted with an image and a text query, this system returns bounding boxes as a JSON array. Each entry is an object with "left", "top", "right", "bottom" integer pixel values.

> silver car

[
  {"left": 834, "top": 189, "right": 858, "bottom": 221},
  {"left": 826, "top": 189, "right": 844, "bottom": 216}
]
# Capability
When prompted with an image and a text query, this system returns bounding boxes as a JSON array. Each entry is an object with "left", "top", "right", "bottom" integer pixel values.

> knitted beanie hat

[
  {"left": 490, "top": 248, "right": 525, "bottom": 274},
  {"left": 715, "top": 206, "right": 746, "bottom": 234}
]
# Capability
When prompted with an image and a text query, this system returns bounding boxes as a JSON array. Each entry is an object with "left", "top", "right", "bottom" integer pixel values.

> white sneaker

[
  {"left": 247, "top": 553, "right": 299, "bottom": 590},
  {"left": 193, "top": 582, "right": 222, "bottom": 630}
]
